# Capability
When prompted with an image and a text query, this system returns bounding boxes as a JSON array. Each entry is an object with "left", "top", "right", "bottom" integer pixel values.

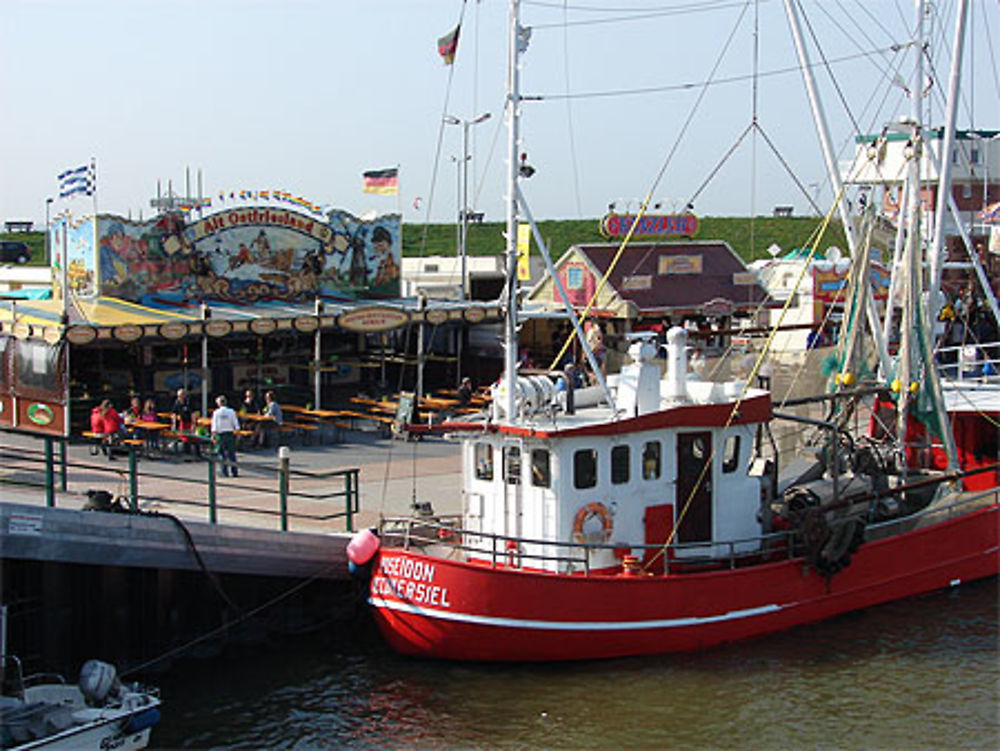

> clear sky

[{"left": 1, "top": 0, "right": 997, "bottom": 230}]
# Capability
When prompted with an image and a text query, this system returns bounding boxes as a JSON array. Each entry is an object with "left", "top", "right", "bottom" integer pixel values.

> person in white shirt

[{"left": 211, "top": 395, "right": 241, "bottom": 477}]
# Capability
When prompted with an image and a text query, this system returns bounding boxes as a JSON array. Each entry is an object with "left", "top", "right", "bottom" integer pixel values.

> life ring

[{"left": 572, "top": 502, "right": 613, "bottom": 543}]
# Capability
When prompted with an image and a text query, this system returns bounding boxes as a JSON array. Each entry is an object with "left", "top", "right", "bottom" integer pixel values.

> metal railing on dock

[{"left": 1, "top": 435, "right": 360, "bottom": 533}]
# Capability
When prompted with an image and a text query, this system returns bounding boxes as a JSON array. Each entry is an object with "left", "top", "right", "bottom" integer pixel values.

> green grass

[
  {"left": 402, "top": 215, "right": 848, "bottom": 264},
  {"left": 4, "top": 216, "right": 849, "bottom": 270},
  {"left": 0, "top": 231, "right": 47, "bottom": 265}
]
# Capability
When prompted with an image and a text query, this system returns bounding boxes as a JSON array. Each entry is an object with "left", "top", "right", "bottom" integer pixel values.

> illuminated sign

[
  {"left": 600, "top": 213, "right": 699, "bottom": 239},
  {"left": 113, "top": 324, "right": 143, "bottom": 343},
  {"left": 621, "top": 275, "right": 652, "bottom": 290},
  {"left": 702, "top": 298, "right": 734, "bottom": 316},
  {"left": 338, "top": 307, "right": 409, "bottom": 333},
  {"left": 813, "top": 263, "right": 890, "bottom": 303},
  {"left": 204, "top": 320, "right": 234, "bottom": 338},
  {"left": 250, "top": 318, "right": 278, "bottom": 335},
  {"left": 463, "top": 307, "right": 486, "bottom": 324},
  {"left": 65, "top": 326, "right": 98, "bottom": 345},
  {"left": 658, "top": 255, "right": 702, "bottom": 275},
  {"left": 159, "top": 322, "right": 189, "bottom": 340},
  {"left": 425, "top": 309, "right": 449, "bottom": 325},
  {"left": 293, "top": 315, "right": 320, "bottom": 333}
]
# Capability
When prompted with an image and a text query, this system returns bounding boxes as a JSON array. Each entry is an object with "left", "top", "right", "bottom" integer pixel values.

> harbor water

[{"left": 150, "top": 576, "right": 998, "bottom": 750}]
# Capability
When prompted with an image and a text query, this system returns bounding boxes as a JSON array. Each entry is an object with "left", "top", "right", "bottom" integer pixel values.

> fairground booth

[
  {"left": 521, "top": 237, "right": 774, "bottom": 373},
  {"left": 0, "top": 205, "right": 499, "bottom": 437}
]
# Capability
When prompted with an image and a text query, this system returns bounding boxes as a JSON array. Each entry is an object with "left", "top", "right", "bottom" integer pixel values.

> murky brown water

[{"left": 151, "top": 576, "right": 998, "bottom": 750}]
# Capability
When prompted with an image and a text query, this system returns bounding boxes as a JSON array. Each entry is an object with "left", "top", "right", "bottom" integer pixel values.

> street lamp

[
  {"left": 45, "top": 197, "right": 54, "bottom": 264},
  {"left": 443, "top": 112, "right": 491, "bottom": 301}
]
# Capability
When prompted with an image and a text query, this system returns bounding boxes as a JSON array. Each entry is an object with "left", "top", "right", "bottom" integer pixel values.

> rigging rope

[
  {"left": 644, "top": 187, "right": 848, "bottom": 572},
  {"left": 547, "top": 1, "right": 753, "bottom": 372}
]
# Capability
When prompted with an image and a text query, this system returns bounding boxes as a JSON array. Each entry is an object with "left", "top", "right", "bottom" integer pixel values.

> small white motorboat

[{"left": 0, "top": 656, "right": 161, "bottom": 751}]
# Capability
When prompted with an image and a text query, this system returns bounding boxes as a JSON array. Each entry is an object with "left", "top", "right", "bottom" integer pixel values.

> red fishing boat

[{"left": 362, "top": 0, "right": 999, "bottom": 661}]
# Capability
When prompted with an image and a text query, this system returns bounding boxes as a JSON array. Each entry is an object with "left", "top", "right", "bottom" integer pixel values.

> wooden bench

[{"left": 82, "top": 431, "right": 144, "bottom": 457}]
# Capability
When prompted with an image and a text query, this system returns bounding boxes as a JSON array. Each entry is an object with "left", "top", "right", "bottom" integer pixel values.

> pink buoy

[{"left": 347, "top": 528, "right": 380, "bottom": 566}]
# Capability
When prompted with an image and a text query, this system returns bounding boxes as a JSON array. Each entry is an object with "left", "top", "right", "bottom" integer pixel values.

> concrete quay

[
  {"left": 0, "top": 429, "right": 463, "bottom": 671},
  {"left": 1, "top": 429, "right": 463, "bottom": 536}
]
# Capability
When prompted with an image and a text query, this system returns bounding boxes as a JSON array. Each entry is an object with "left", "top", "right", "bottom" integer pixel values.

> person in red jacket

[
  {"left": 97, "top": 399, "right": 124, "bottom": 460},
  {"left": 90, "top": 405, "right": 105, "bottom": 434},
  {"left": 100, "top": 400, "right": 123, "bottom": 435}
]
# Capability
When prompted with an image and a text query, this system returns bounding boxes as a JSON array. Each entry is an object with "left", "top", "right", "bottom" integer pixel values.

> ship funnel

[{"left": 664, "top": 326, "right": 689, "bottom": 402}]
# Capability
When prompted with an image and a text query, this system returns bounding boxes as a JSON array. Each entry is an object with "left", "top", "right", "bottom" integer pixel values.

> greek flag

[{"left": 57, "top": 164, "right": 94, "bottom": 198}]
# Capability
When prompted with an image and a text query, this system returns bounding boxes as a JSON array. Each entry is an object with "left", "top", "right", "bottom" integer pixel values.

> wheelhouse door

[
  {"left": 502, "top": 441, "right": 524, "bottom": 541},
  {"left": 676, "top": 431, "right": 712, "bottom": 543}
]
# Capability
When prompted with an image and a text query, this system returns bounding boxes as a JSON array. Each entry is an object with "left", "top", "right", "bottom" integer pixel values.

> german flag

[
  {"left": 437, "top": 24, "right": 460, "bottom": 65},
  {"left": 362, "top": 168, "right": 399, "bottom": 195}
]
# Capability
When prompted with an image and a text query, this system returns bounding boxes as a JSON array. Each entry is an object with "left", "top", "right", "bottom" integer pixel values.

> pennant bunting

[
  {"left": 437, "top": 24, "right": 460, "bottom": 65},
  {"left": 362, "top": 167, "right": 399, "bottom": 195}
]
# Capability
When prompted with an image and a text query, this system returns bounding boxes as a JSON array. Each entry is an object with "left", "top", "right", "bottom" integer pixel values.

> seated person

[
  {"left": 241, "top": 389, "right": 260, "bottom": 416},
  {"left": 457, "top": 377, "right": 474, "bottom": 407},
  {"left": 258, "top": 390, "right": 283, "bottom": 447},
  {"left": 139, "top": 398, "right": 161, "bottom": 450},
  {"left": 123, "top": 396, "right": 143, "bottom": 426},
  {"left": 96, "top": 399, "right": 124, "bottom": 459}
]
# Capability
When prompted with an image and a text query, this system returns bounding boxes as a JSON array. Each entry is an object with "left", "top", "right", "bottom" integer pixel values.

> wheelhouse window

[
  {"left": 503, "top": 445, "right": 521, "bottom": 485},
  {"left": 723, "top": 435, "right": 740, "bottom": 473},
  {"left": 474, "top": 442, "right": 494, "bottom": 481},
  {"left": 531, "top": 449, "right": 550, "bottom": 488},
  {"left": 574, "top": 449, "right": 597, "bottom": 489},
  {"left": 611, "top": 445, "right": 630, "bottom": 485},
  {"left": 642, "top": 441, "right": 661, "bottom": 480}
]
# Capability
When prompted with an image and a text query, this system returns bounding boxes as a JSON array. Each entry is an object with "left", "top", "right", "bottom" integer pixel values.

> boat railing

[
  {"left": 936, "top": 341, "right": 1000, "bottom": 383},
  {"left": 380, "top": 515, "right": 795, "bottom": 575},
  {"left": 864, "top": 484, "right": 999, "bottom": 538},
  {"left": 380, "top": 487, "right": 998, "bottom": 575}
]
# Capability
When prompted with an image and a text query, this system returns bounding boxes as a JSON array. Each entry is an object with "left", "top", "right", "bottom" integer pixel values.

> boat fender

[
  {"left": 125, "top": 706, "right": 161, "bottom": 733},
  {"left": 347, "top": 528, "right": 380, "bottom": 566},
  {"left": 572, "top": 502, "right": 613, "bottom": 543}
]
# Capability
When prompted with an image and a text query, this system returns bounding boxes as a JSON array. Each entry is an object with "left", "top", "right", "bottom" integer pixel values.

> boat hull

[{"left": 370, "top": 504, "right": 999, "bottom": 661}]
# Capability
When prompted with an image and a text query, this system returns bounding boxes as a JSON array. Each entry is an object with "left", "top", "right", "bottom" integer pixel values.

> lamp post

[
  {"left": 444, "top": 112, "right": 491, "bottom": 388},
  {"left": 45, "top": 197, "right": 53, "bottom": 264},
  {"left": 443, "top": 112, "right": 491, "bottom": 301}
]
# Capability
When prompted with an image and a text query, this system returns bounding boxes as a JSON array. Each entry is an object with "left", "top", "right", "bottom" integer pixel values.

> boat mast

[
  {"left": 897, "top": 0, "right": 958, "bottom": 473},
  {"left": 783, "top": 0, "right": 891, "bottom": 377},
  {"left": 502, "top": 0, "right": 522, "bottom": 423},
  {"left": 927, "top": 0, "right": 969, "bottom": 316}
]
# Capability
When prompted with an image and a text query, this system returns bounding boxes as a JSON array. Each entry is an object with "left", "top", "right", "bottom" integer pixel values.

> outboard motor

[{"left": 79, "top": 660, "right": 121, "bottom": 706}]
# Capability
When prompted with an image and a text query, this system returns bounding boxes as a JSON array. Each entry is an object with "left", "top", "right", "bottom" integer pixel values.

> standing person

[
  {"left": 170, "top": 388, "right": 200, "bottom": 459},
  {"left": 211, "top": 395, "right": 240, "bottom": 478}
]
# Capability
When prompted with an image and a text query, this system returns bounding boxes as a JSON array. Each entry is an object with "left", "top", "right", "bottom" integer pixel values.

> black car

[{"left": 0, "top": 240, "right": 31, "bottom": 264}]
